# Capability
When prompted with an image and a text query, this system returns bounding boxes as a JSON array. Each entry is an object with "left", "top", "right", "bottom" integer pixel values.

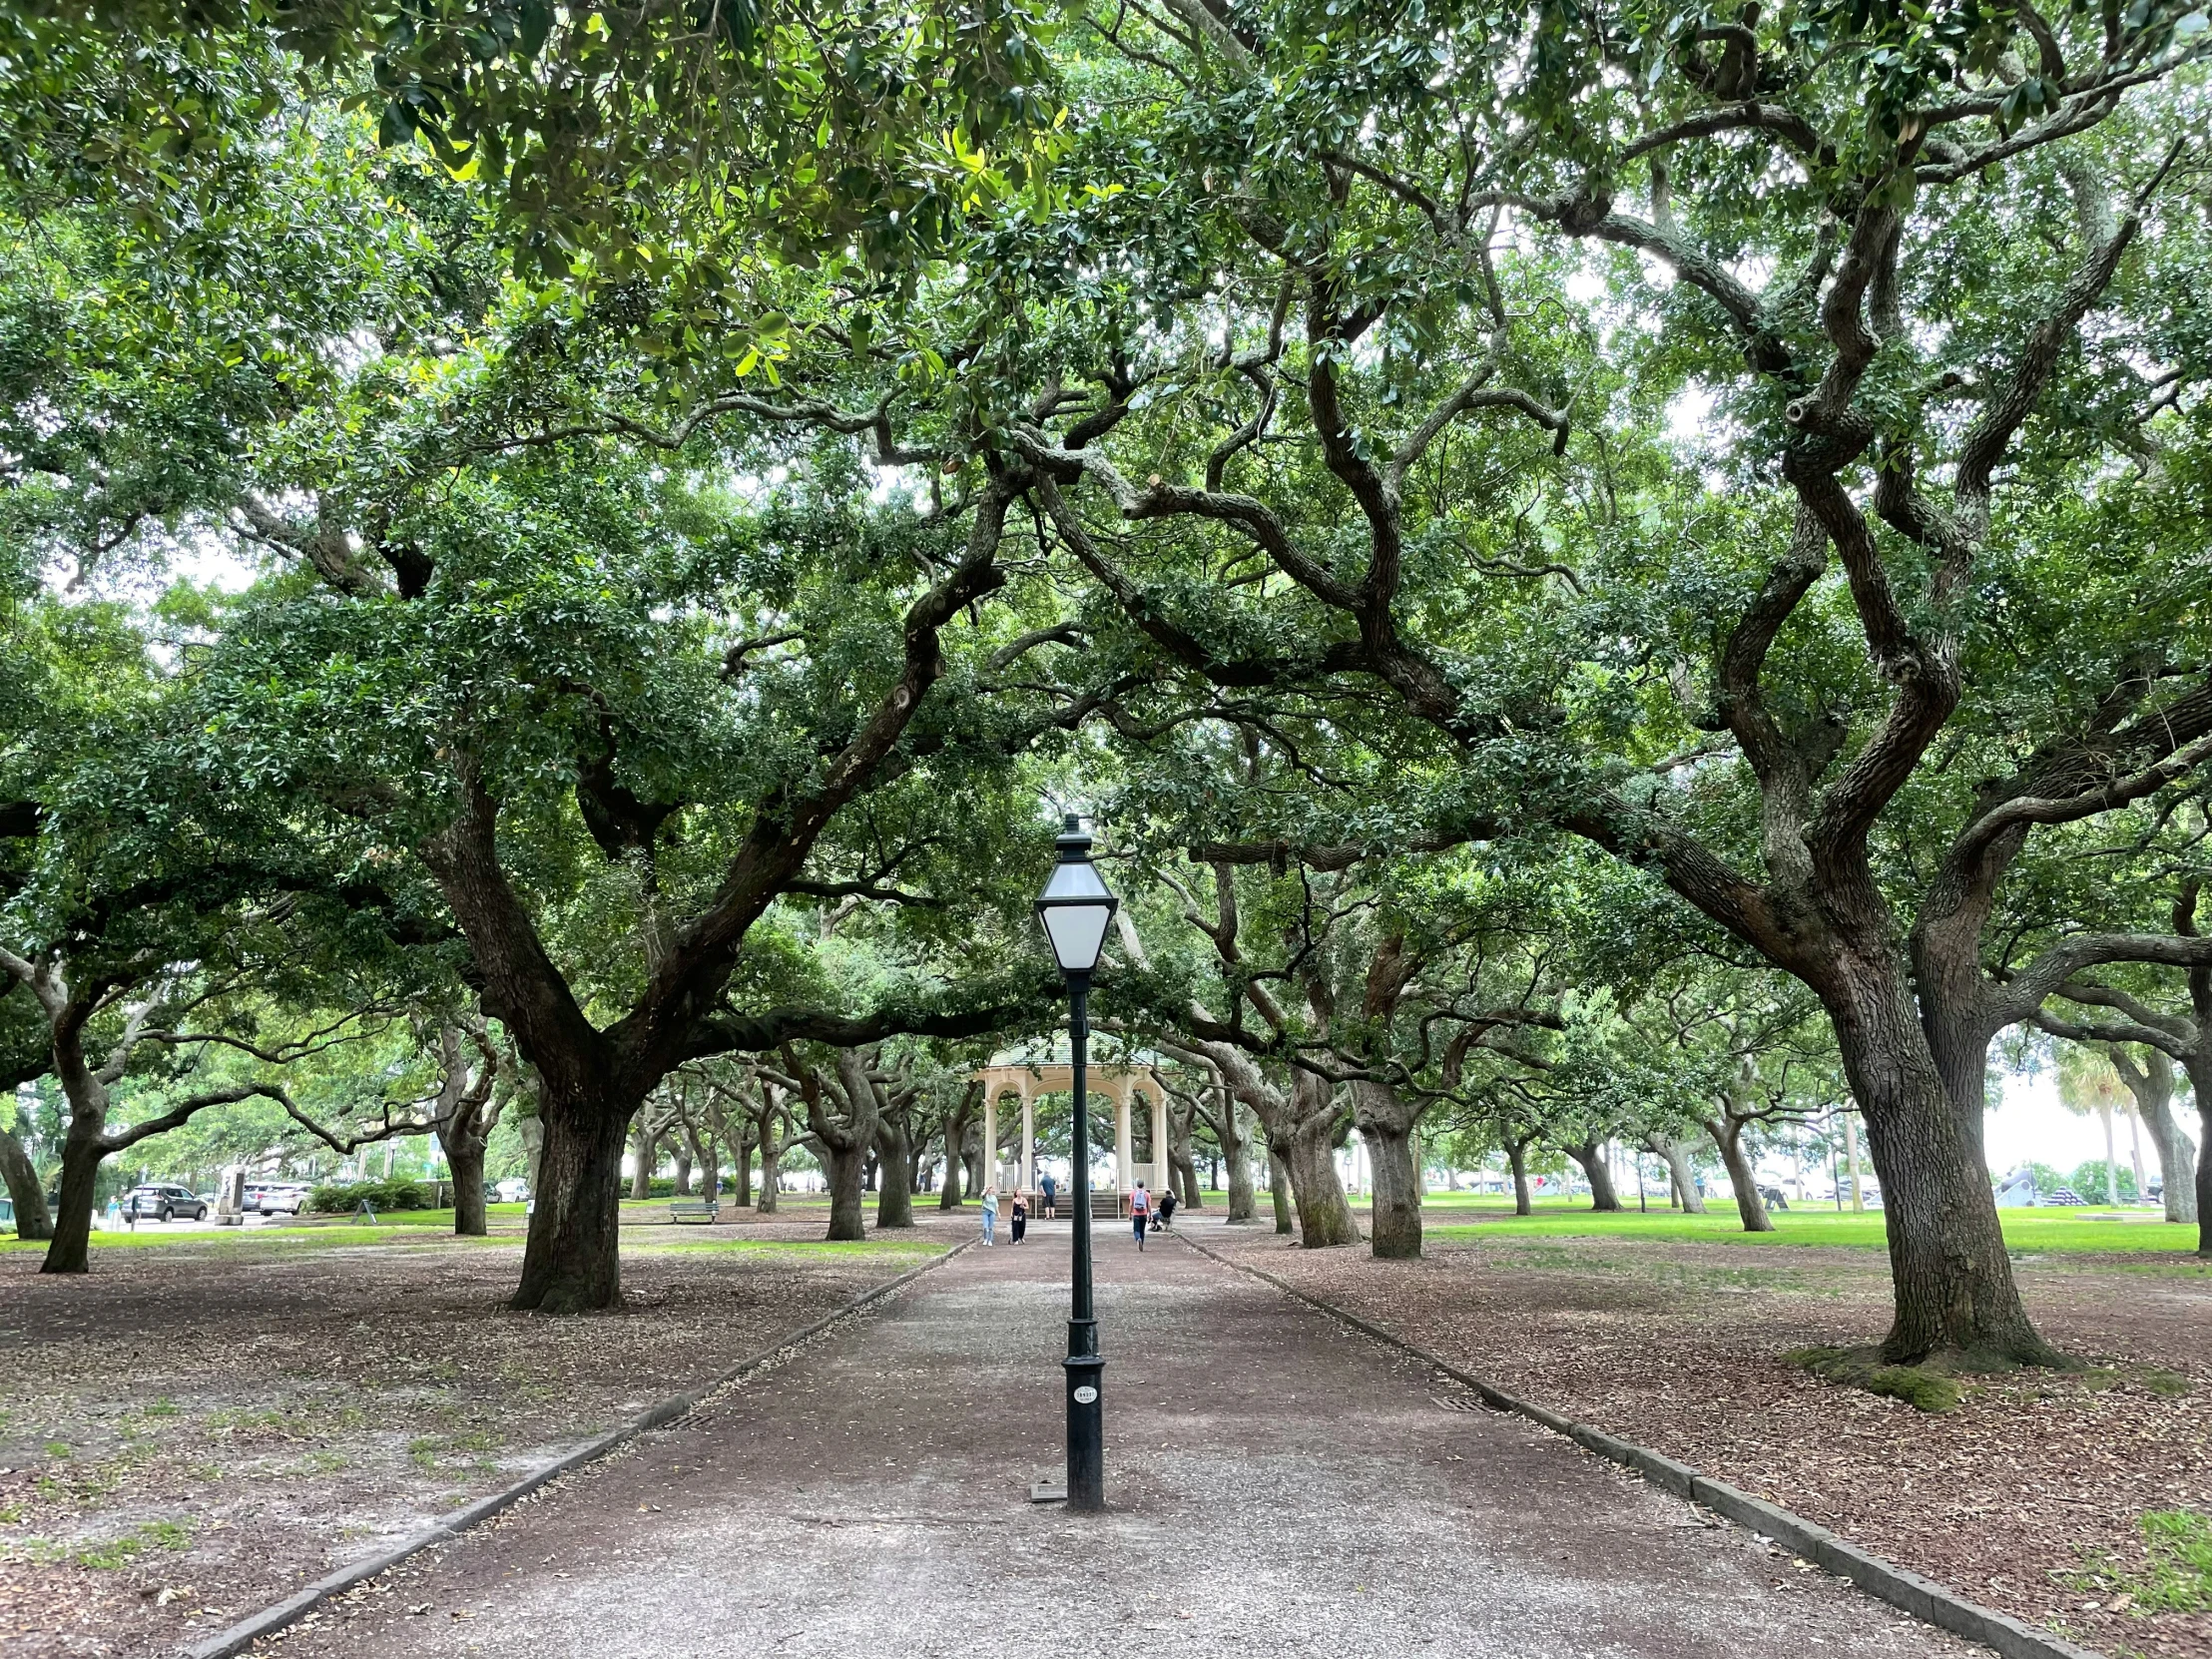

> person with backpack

[
  {"left": 1129, "top": 1181, "right": 1151, "bottom": 1251},
  {"left": 1157, "top": 1185, "right": 1178, "bottom": 1230}
]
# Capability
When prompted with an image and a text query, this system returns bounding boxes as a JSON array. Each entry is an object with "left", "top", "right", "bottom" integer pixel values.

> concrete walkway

[{"left": 269, "top": 1220, "right": 1971, "bottom": 1658}]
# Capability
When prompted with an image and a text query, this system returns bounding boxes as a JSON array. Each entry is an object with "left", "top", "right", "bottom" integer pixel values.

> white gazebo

[{"left": 973, "top": 1048, "right": 1175, "bottom": 1216}]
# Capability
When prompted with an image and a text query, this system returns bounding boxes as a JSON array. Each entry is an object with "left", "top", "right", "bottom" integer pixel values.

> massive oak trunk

[
  {"left": 1221, "top": 1102, "right": 1256, "bottom": 1222},
  {"left": 446, "top": 1139, "right": 488, "bottom": 1236},
  {"left": 826, "top": 1137, "right": 867, "bottom": 1239},
  {"left": 1647, "top": 1134, "right": 1706, "bottom": 1214},
  {"left": 0, "top": 1127, "right": 53, "bottom": 1242},
  {"left": 672, "top": 1144, "right": 693, "bottom": 1198},
  {"left": 1167, "top": 1101, "right": 1202, "bottom": 1208},
  {"left": 2111, "top": 1048, "right": 2196, "bottom": 1224},
  {"left": 799, "top": 1050, "right": 881, "bottom": 1243},
  {"left": 43, "top": 1122, "right": 103, "bottom": 1274},
  {"left": 1565, "top": 1139, "right": 1621, "bottom": 1212},
  {"left": 2182, "top": 1051, "right": 2212, "bottom": 1256},
  {"left": 513, "top": 1090, "right": 633, "bottom": 1313},
  {"left": 1832, "top": 966, "right": 2056, "bottom": 1366},
  {"left": 629, "top": 1119, "right": 655, "bottom": 1201},
  {"left": 1352, "top": 1079, "right": 1421, "bottom": 1259},
  {"left": 1267, "top": 1145, "right": 1294, "bottom": 1234},
  {"left": 937, "top": 1101, "right": 968, "bottom": 1209},
  {"left": 1506, "top": 1140, "right": 1533, "bottom": 1216},
  {"left": 874, "top": 1113, "right": 915, "bottom": 1229},
  {"left": 1286, "top": 1075, "right": 1358, "bottom": 1247},
  {"left": 756, "top": 1134, "right": 781, "bottom": 1213},
  {"left": 1704, "top": 1114, "right": 1773, "bottom": 1232}
]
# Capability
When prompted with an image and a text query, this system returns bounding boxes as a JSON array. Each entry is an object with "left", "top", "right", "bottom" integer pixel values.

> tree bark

[
  {"left": 874, "top": 1111, "right": 915, "bottom": 1229},
  {"left": 43, "top": 1121, "right": 103, "bottom": 1274},
  {"left": 1352, "top": 1078, "right": 1420, "bottom": 1258},
  {"left": 2104, "top": 1047, "right": 2194, "bottom": 1219},
  {"left": 0, "top": 1127, "right": 53, "bottom": 1241},
  {"left": 1836, "top": 971, "right": 2058, "bottom": 1365},
  {"left": 795, "top": 1049, "right": 880, "bottom": 1243},
  {"left": 1647, "top": 1133, "right": 1707, "bottom": 1214},
  {"left": 1565, "top": 1138, "right": 1621, "bottom": 1212},
  {"left": 1287, "top": 1076, "right": 1359, "bottom": 1247},
  {"left": 938, "top": 1089, "right": 972, "bottom": 1209},
  {"left": 757, "top": 1132, "right": 780, "bottom": 1213},
  {"left": 1704, "top": 1113, "right": 1773, "bottom": 1232},
  {"left": 961, "top": 1119, "right": 983, "bottom": 1204},
  {"left": 826, "top": 1136, "right": 867, "bottom": 1239},
  {"left": 432, "top": 1025, "right": 501, "bottom": 1239},
  {"left": 1507, "top": 1140, "right": 1532, "bottom": 1215},
  {"left": 1222, "top": 1101, "right": 1255, "bottom": 1222},
  {"left": 629, "top": 1119, "right": 655, "bottom": 1201},
  {"left": 672, "top": 1143, "right": 693, "bottom": 1198},
  {"left": 447, "top": 1140, "right": 488, "bottom": 1236},
  {"left": 512, "top": 1089, "right": 633, "bottom": 1313},
  {"left": 1168, "top": 1099, "right": 1202, "bottom": 1208},
  {"left": 1268, "top": 1144, "right": 1294, "bottom": 1234}
]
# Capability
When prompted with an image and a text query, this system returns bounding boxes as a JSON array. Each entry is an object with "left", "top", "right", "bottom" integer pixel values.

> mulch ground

[
  {"left": 0, "top": 1210, "right": 951, "bottom": 1659},
  {"left": 1202, "top": 1218, "right": 2212, "bottom": 1659}
]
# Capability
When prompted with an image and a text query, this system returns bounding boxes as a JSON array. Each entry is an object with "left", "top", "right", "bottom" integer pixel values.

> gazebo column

[
  {"left": 1020, "top": 1082, "right": 1035, "bottom": 1198},
  {"left": 1114, "top": 1080, "right": 1134, "bottom": 1214},
  {"left": 983, "top": 1089, "right": 998, "bottom": 1195}
]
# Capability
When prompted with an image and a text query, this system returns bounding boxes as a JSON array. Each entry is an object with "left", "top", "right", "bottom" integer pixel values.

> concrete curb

[
  {"left": 1177, "top": 1233, "right": 2105, "bottom": 1659},
  {"left": 182, "top": 1239, "right": 973, "bottom": 1659}
]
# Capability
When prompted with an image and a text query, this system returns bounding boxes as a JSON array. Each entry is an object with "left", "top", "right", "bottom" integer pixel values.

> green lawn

[{"left": 1423, "top": 1204, "right": 2200, "bottom": 1255}]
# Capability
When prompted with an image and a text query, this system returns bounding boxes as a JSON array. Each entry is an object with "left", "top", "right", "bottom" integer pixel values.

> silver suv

[{"left": 122, "top": 1185, "right": 208, "bottom": 1222}]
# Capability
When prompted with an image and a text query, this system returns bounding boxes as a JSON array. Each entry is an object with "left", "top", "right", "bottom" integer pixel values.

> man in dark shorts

[{"left": 1040, "top": 1171, "right": 1058, "bottom": 1219}]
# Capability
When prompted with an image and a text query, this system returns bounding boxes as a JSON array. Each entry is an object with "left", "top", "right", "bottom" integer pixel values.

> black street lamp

[{"left": 1034, "top": 813, "right": 1118, "bottom": 1512}]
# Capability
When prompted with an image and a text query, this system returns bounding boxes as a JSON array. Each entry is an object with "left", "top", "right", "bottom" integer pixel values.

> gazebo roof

[{"left": 981, "top": 1038, "right": 1180, "bottom": 1071}]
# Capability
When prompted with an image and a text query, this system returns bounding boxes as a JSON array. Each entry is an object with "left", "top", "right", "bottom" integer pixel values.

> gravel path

[
  {"left": 0, "top": 1227, "right": 943, "bottom": 1658},
  {"left": 261, "top": 1217, "right": 1975, "bottom": 1659}
]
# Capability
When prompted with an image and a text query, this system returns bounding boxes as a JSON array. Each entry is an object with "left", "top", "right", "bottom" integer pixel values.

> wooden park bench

[{"left": 668, "top": 1200, "right": 720, "bottom": 1225}]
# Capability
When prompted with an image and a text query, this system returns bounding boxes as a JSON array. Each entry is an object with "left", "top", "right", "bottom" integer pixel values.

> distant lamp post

[{"left": 1034, "top": 813, "right": 1118, "bottom": 1511}]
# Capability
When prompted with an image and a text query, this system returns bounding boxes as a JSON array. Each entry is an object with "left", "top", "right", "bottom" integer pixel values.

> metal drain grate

[{"left": 1429, "top": 1391, "right": 1485, "bottom": 1414}]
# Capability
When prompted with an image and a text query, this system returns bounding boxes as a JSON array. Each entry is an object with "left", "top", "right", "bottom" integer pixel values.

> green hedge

[{"left": 308, "top": 1178, "right": 433, "bottom": 1214}]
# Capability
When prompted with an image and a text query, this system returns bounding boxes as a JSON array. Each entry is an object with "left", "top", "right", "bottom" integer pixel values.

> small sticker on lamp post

[{"left": 1073, "top": 1385, "right": 1099, "bottom": 1404}]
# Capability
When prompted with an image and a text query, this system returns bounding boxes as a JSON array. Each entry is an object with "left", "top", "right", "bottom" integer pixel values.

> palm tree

[{"left": 2055, "top": 1045, "right": 2131, "bottom": 1206}]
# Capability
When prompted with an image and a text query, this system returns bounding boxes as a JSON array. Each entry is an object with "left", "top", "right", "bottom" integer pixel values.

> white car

[
  {"left": 256, "top": 1183, "right": 309, "bottom": 1215},
  {"left": 493, "top": 1178, "right": 531, "bottom": 1204}
]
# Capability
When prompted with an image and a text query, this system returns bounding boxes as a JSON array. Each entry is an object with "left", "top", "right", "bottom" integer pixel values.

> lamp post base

[{"left": 1065, "top": 1316, "right": 1105, "bottom": 1512}]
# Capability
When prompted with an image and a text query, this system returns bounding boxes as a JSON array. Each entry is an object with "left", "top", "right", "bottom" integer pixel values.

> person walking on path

[
  {"left": 1039, "top": 1171, "right": 1057, "bottom": 1219},
  {"left": 1129, "top": 1182, "right": 1151, "bottom": 1251},
  {"left": 980, "top": 1186, "right": 999, "bottom": 1246},
  {"left": 1010, "top": 1189, "right": 1028, "bottom": 1245},
  {"left": 1157, "top": 1186, "right": 1177, "bottom": 1230}
]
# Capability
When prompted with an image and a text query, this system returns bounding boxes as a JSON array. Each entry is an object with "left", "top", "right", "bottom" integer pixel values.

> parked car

[
  {"left": 255, "top": 1183, "right": 309, "bottom": 1215},
  {"left": 493, "top": 1178, "right": 531, "bottom": 1204},
  {"left": 122, "top": 1185, "right": 208, "bottom": 1222}
]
